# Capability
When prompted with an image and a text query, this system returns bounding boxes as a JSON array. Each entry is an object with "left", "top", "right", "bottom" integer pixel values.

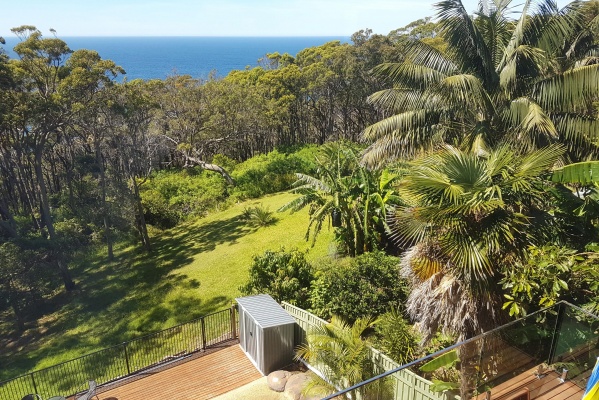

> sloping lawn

[{"left": 0, "top": 192, "right": 334, "bottom": 381}]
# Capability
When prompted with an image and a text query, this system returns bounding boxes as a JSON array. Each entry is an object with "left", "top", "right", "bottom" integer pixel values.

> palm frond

[
  {"left": 404, "top": 39, "right": 459, "bottom": 75},
  {"left": 505, "top": 97, "right": 558, "bottom": 147},
  {"left": 497, "top": 0, "right": 533, "bottom": 73},
  {"left": 277, "top": 192, "right": 319, "bottom": 213},
  {"left": 527, "top": 0, "right": 580, "bottom": 55},
  {"left": 435, "top": 74, "right": 494, "bottom": 114},
  {"left": 292, "top": 173, "right": 331, "bottom": 192},
  {"left": 367, "top": 88, "right": 426, "bottom": 113},
  {"left": 475, "top": 0, "right": 513, "bottom": 68},
  {"left": 436, "top": 0, "right": 495, "bottom": 87},
  {"left": 442, "top": 231, "right": 494, "bottom": 284},
  {"left": 533, "top": 64, "right": 599, "bottom": 112},
  {"left": 371, "top": 63, "right": 447, "bottom": 89},
  {"left": 515, "top": 144, "right": 564, "bottom": 179},
  {"left": 499, "top": 45, "right": 546, "bottom": 95},
  {"left": 553, "top": 114, "right": 599, "bottom": 145},
  {"left": 551, "top": 161, "right": 599, "bottom": 184}
]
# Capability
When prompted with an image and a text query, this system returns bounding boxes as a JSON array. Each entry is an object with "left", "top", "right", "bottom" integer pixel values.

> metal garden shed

[{"left": 236, "top": 294, "right": 296, "bottom": 375}]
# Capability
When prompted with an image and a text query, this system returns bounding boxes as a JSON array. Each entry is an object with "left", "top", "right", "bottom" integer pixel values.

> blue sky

[{"left": 1, "top": 0, "right": 481, "bottom": 37}]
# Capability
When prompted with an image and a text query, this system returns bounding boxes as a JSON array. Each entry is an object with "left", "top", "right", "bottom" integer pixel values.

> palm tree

[
  {"left": 394, "top": 144, "right": 564, "bottom": 397},
  {"left": 279, "top": 142, "right": 399, "bottom": 256},
  {"left": 362, "top": 0, "right": 599, "bottom": 165},
  {"left": 295, "top": 316, "right": 389, "bottom": 399}
]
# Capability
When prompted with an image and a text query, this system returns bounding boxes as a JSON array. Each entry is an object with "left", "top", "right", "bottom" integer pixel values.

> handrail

[
  {"left": 321, "top": 300, "right": 599, "bottom": 399},
  {"left": 0, "top": 306, "right": 237, "bottom": 400}
]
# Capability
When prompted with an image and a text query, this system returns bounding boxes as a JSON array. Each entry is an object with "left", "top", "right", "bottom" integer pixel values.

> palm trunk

[{"left": 459, "top": 339, "right": 481, "bottom": 399}]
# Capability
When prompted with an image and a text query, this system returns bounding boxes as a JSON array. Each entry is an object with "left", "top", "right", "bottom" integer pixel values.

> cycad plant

[
  {"left": 296, "top": 316, "right": 390, "bottom": 399},
  {"left": 363, "top": 0, "right": 599, "bottom": 165}
]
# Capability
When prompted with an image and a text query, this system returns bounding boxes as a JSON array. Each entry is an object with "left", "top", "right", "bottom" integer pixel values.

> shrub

[
  {"left": 310, "top": 251, "right": 408, "bottom": 322},
  {"left": 372, "top": 309, "right": 420, "bottom": 364},
  {"left": 140, "top": 168, "right": 229, "bottom": 228},
  {"left": 231, "top": 147, "right": 317, "bottom": 200},
  {"left": 239, "top": 248, "right": 314, "bottom": 309}
]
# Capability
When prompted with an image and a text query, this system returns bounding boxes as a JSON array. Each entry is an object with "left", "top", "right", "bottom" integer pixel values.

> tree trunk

[
  {"left": 9, "top": 295, "right": 26, "bottom": 332},
  {"left": 0, "top": 200, "right": 18, "bottom": 238},
  {"left": 183, "top": 155, "right": 235, "bottom": 185},
  {"left": 95, "top": 140, "right": 114, "bottom": 260},
  {"left": 131, "top": 177, "right": 151, "bottom": 252},
  {"left": 34, "top": 146, "right": 76, "bottom": 291}
]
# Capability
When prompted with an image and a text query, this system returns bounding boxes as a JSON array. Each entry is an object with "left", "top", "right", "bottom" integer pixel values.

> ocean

[{"left": 1, "top": 36, "right": 349, "bottom": 80}]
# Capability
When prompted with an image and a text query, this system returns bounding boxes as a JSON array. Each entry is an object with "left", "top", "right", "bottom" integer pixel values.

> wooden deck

[
  {"left": 96, "top": 341, "right": 262, "bottom": 400},
  {"left": 474, "top": 365, "right": 584, "bottom": 400}
]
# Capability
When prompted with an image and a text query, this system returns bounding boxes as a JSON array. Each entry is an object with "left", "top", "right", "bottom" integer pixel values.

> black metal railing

[{"left": 0, "top": 306, "right": 237, "bottom": 400}]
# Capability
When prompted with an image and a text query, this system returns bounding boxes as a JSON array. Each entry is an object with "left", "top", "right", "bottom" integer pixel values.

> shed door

[{"left": 243, "top": 315, "right": 258, "bottom": 361}]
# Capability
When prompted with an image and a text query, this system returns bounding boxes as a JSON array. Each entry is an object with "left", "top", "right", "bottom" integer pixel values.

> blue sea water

[{"left": 2, "top": 36, "right": 349, "bottom": 80}]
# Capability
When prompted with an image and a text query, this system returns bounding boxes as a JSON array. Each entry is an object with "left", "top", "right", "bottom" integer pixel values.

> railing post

[
  {"left": 548, "top": 302, "right": 566, "bottom": 364},
  {"left": 201, "top": 317, "right": 207, "bottom": 350},
  {"left": 123, "top": 342, "right": 131, "bottom": 375},
  {"left": 230, "top": 304, "right": 237, "bottom": 339},
  {"left": 30, "top": 372, "right": 38, "bottom": 395}
]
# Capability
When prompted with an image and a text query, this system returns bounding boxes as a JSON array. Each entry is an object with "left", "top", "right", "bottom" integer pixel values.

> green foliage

[
  {"left": 372, "top": 309, "right": 420, "bottom": 365},
  {"left": 240, "top": 203, "right": 276, "bottom": 227},
  {"left": 296, "top": 316, "right": 392, "bottom": 398},
  {"left": 280, "top": 142, "right": 399, "bottom": 257},
  {"left": 0, "top": 242, "right": 52, "bottom": 331},
  {"left": 502, "top": 244, "right": 599, "bottom": 317},
  {"left": 501, "top": 245, "right": 577, "bottom": 317},
  {"left": 230, "top": 148, "right": 317, "bottom": 200},
  {"left": 310, "top": 251, "right": 407, "bottom": 322},
  {"left": 419, "top": 350, "right": 459, "bottom": 372},
  {"left": 240, "top": 248, "right": 314, "bottom": 309},
  {"left": 140, "top": 168, "right": 229, "bottom": 228}
]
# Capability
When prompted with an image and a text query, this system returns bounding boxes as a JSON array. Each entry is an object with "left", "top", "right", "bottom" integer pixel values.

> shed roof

[{"left": 236, "top": 294, "right": 296, "bottom": 328}]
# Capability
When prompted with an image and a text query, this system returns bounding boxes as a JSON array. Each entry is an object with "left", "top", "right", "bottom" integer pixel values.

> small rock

[
  {"left": 267, "top": 370, "right": 291, "bottom": 392},
  {"left": 284, "top": 373, "right": 311, "bottom": 400}
]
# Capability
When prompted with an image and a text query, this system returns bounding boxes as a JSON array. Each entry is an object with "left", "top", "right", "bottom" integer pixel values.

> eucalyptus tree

[
  {"left": 4, "top": 26, "right": 122, "bottom": 289},
  {"left": 362, "top": 0, "right": 599, "bottom": 165},
  {"left": 151, "top": 75, "right": 238, "bottom": 183},
  {"left": 107, "top": 80, "right": 162, "bottom": 251}
]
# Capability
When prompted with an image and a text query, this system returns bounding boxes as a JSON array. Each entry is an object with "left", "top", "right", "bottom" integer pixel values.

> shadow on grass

[{"left": 0, "top": 212, "right": 255, "bottom": 381}]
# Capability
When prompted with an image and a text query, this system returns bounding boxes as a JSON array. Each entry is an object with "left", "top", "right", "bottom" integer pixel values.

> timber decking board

[
  {"left": 96, "top": 342, "right": 262, "bottom": 400},
  {"left": 474, "top": 366, "right": 584, "bottom": 400}
]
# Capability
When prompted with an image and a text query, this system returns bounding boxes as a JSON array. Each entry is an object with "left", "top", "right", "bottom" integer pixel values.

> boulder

[
  {"left": 267, "top": 370, "right": 291, "bottom": 392},
  {"left": 284, "top": 373, "right": 311, "bottom": 400}
]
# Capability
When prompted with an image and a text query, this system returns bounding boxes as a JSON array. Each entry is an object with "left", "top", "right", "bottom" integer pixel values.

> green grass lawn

[{"left": 0, "top": 192, "right": 334, "bottom": 381}]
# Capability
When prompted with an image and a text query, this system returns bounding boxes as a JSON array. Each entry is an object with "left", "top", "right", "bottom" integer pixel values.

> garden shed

[{"left": 236, "top": 294, "right": 296, "bottom": 375}]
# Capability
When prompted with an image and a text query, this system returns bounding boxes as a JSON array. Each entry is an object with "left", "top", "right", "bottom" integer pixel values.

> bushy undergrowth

[
  {"left": 240, "top": 248, "right": 409, "bottom": 324},
  {"left": 140, "top": 146, "right": 319, "bottom": 228},
  {"left": 372, "top": 309, "right": 420, "bottom": 364},
  {"left": 239, "top": 248, "right": 314, "bottom": 309},
  {"left": 230, "top": 146, "right": 318, "bottom": 200},
  {"left": 140, "top": 168, "right": 229, "bottom": 228}
]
